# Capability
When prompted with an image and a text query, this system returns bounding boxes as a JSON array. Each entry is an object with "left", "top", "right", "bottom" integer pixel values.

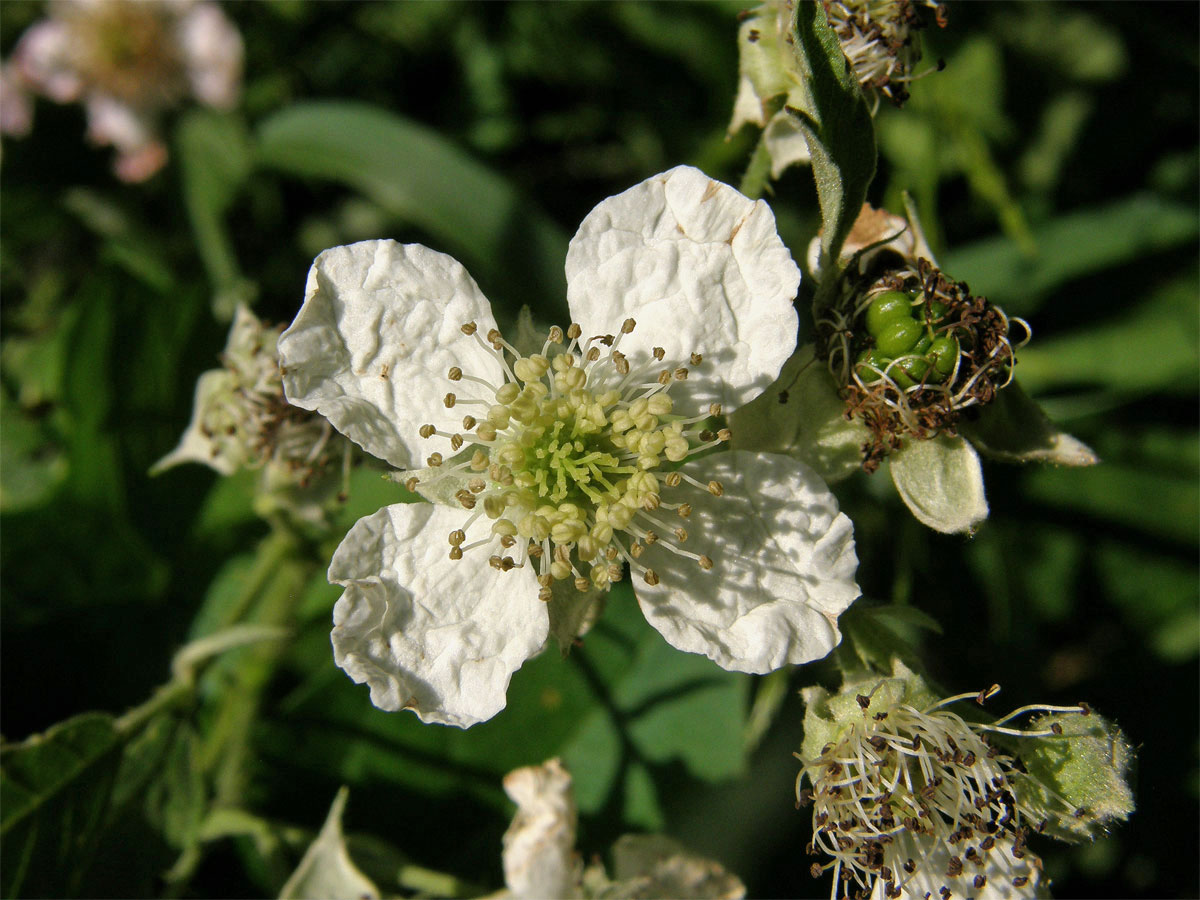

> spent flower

[
  {"left": 796, "top": 662, "right": 1133, "bottom": 899},
  {"left": 278, "top": 166, "right": 861, "bottom": 727},
  {"left": 10, "top": 0, "right": 243, "bottom": 181},
  {"left": 153, "top": 305, "right": 350, "bottom": 527}
]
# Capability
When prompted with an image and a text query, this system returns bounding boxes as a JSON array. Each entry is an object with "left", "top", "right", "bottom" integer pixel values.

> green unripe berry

[
  {"left": 895, "top": 354, "right": 930, "bottom": 384},
  {"left": 855, "top": 348, "right": 888, "bottom": 378},
  {"left": 874, "top": 317, "right": 923, "bottom": 357},
  {"left": 929, "top": 335, "right": 959, "bottom": 379},
  {"left": 865, "top": 291, "right": 914, "bottom": 337},
  {"left": 921, "top": 299, "right": 949, "bottom": 326}
]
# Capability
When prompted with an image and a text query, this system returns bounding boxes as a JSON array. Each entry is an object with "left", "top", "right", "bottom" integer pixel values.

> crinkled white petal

[
  {"left": 329, "top": 502, "right": 547, "bottom": 728},
  {"left": 564, "top": 166, "right": 800, "bottom": 413},
  {"left": 150, "top": 369, "right": 239, "bottom": 475},
  {"left": 84, "top": 93, "right": 155, "bottom": 151},
  {"left": 278, "top": 240, "right": 505, "bottom": 469},
  {"left": 179, "top": 1, "right": 243, "bottom": 109},
  {"left": 870, "top": 835, "right": 1042, "bottom": 900},
  {"left": 635, "top": 450, "right": 859, "bottom": 673},
  {"left": 501, "top": 759, "right": 581, "bottom": 900}
]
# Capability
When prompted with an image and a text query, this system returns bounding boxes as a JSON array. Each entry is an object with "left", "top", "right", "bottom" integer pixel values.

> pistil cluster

[
  {"left": 796, "top": 685, "right": 1090, "bottom": 900},
  {"left": 819, "top": 258, "right": 1030, "bottom": 472},
  {"left": 409, "top": 318, "right": 728, "bottom": 598}
]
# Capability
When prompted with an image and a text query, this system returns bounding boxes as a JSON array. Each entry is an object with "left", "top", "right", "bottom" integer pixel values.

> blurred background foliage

[{"left": 0, "top": 1, "right": 1196, "bottom": 898}]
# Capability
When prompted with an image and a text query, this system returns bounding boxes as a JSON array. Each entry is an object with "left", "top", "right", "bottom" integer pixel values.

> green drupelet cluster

[{"left": 855, "top": 290, "right": 960, "bottom": 389}]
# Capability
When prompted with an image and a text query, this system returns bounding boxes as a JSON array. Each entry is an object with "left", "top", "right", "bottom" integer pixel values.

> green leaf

[
  {"left": 176, "top": 110, "right": 257, "bottom": 320},
  {"left": 256, "top": 102, "right": 570, "bottom": 320},
  {"left": 780, "top": 3, "right": 876, "bottom": 275},
  {"left": 943, "top": 194, "right": 1199, "bottom": 314},
  {"left": 960, "top": 380, "right": 1099, "bottom": 466},
  {"left": 278, "top": 788, "right": 380, "bottom": 900},
  {"left": 889, "top": 434, "right": 988, "bottom": 535},
  {"left": 1, "top": 713, "right": 123, "bottom": 898}
]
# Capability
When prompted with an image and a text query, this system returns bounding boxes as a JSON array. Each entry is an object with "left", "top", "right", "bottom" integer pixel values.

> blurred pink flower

[{"left": 10, "top": 0, "right": 243, "bottom": 181}]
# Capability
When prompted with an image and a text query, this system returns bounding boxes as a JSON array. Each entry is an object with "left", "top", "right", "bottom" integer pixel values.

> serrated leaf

[
  {"left": 961, "top": 380, "right": 1099, "bottom": 466},
  {"left": 278, "top": 788, "right": 380, "bottom": 900},
  {"left": 256, "top": 102, "right": 569, "bottom": 321},
  {"left": 1, "top": 713, "right": 123, "bottom": 898},
  {"left": 889, "top": 434, "right": 988, "bottom": 535},
  {"left": 787, "top": 0, "right": 876, "bottom": 274}
]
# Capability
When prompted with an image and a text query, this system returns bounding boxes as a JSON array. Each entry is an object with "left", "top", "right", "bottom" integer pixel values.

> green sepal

[
  {"left": 889, "top": 433, "right": 989, "bottom": 534},
  {"left": 960, "top": 379, "right": 1099, "bottom": 466}
]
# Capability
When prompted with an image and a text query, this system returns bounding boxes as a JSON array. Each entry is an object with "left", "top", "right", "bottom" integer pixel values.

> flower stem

[{"left": 738, "top": 132, "right": 773, "bottom": 200}]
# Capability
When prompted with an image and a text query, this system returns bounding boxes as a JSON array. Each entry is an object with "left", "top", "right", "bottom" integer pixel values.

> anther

[
  {"left": 463, "top": 415, "right": 477, "bottom": 429},
  {"left": 652, "top": 347, "right": 665, "bottom": 360},
  {"left": 674, "top": 367, "right": 689, "bottom": 381},
  {"left": 427, "top": 453, "right": 443, "bottom": 467},
  {"left": 665, "top": 472, "right": 682, "bottom": 487},
  {"left": 468, "top": 477, "right": 486, "bottom": 493},
  {"left": 674, "top": 527, "right": 688, "bottom": 542},
  {"left": 486, "top": 328, "right": 503, "bottom": 348},
  {"left": 449, "top": 547, "right": 463, "bottom": 560},
  {"left": 643, "top": 569, "right": 660, "bottom": 586},
  {"left": 658, "top": 369, "right": 672, "bottom": 385},
  {"left": 717, "top": 428, "right": 731, "bottom": 442},
  {"left": 586, "top": 346, "right": 600, "bottom": 362},
  {"left": 404, "top": 476, "right": 418, "bottom": 491},
  {"left": 567, "top": 323, "right": 582, "bottom": 340},
  {"left": 709, "top": 403, "right": 722, "bottom": 416},
  {"left": 699, "top": 555, "right": 713, "bottom": 570},
  {"left": 690, "top": 352, "right": 702, "bottom": 365},
  {"left": 444, "top": 393, "right": 456, "bottom": 408},
  {"left": 489, "top": 555, "right": 503, "bottom": 570},
  {"left": 677, "top": 503, "right": 691, "bottom": 518},
  {"left": 448, "top": 366, "right": 463, "bottom": 381},
  {"left": 449, "top": 530, "right": 466, "bottom": 546},
  {"left": 548, "top": 326, "right": 564, "bottom": 343},
  {"left": 500, "top": 535, "right": 516, "bottom": 549},
  {"left": 621, "top": 318, "right": 636, "bottom": 334},
  {"left": 707, "top": 480, "right": 724, "bottom": 496},
  {"left": 574, "top": 576, "right": 590, "bottom": 592},
  {"left": 642, "top": 494, "right": 661, "bottom": 511},
  {"left": 450, "top": 434, "right": 464, "bottom": 451},
  {"left": 644, "top": 530, "right": 659, "bottom": 544},
  {"left": 461, "top": 322, "right": 477, "bottom": 335},
  {"left": 419, "top": 424, "right": 436, "bottom": 438},
  {"left": 455, "top": 490, "right": 476, "bottom": 509}
]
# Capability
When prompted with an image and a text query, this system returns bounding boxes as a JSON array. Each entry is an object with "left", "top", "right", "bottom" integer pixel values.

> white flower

[
  {"left": 11, "top": 0, "right": 243, "bottom": 181},
  {"left": 497, "top": 759, "right": 745, "bottom": 900},
  {"left": 279, "top": 166, "right": 861, "bottom": 727}
]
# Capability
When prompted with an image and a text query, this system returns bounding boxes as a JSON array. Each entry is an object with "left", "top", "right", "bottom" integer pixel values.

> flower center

[{"left": 410, "top": 318, "right": 728, "bottom": 598}]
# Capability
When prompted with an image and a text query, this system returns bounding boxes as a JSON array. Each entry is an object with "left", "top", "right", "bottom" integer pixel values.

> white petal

[
  {"left": 564, "top": 166, "right": 800, "bottom": 413},
  {"left": 329, "top": 501, "right": 547, "bottom": 728},
  {"left": 178, "top": 2, "right": 243, "bottom": 109},
  {"left": 278, "top": 241, "right": 505, "bottom": 469},
  {"left": 763, "top": 110, "right": 812, "bottom": 178},
  {"left": 12, "top": 20, "right": 83, "bottom": 103},
  {"left": 635, "top": 450, "right": 859, "bottom": 673},
  {"left": 501, "top": 759, "right": 581, "bottom": 900}
]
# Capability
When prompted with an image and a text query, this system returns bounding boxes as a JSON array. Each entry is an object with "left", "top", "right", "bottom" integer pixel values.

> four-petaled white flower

[
  {"left": 10, "top": 0, "right": 243, "bottom": 182},
  {"left": 279, "top": 166, "right": 860, "bottom": 727}
]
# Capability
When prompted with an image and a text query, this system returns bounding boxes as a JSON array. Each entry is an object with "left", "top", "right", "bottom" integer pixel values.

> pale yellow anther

[
  {"left": 604, "top": 546, "right": 619, "bottom": 562},
  {"left": 591, "top": 521, "right": 614, "bottom": 543},
  {"left": 487, "top": 405, "right": 511, "bottom": 429},
  {"left": 551, "top": 521, "right": 587, "bottom": 545},
  {"left": 496, "top": 382, "right": 520, "bottom": 404},
  {"left": 630, "top": 541, "right": 644, "bottom": 559},
  {"left": 717, "top": 428, "right": 732, "bottom": 442},
  {"left": 527, "top": 543, "right": 544, "bottom": 559},
  {"left": 577, "top": 535, "right": 599, "bottom": 561},
  {"left": 647, "top": 394, "right": 673, "bottom": 416},
  {"left": 492, "top": 519, "right": 517, "bottom": 537},
  {"left": 448, "top": 366, "right": 463, "bottom": 381},
  {"left": 443, "top": 392, "right": 456, "bottom": 408},
  {"left": 514, "top": 355, "right": 550, "bottom": 382},
  {"left": 665, "top": 437, "right": 689, "bottom": 462},
  {"left": 574, "top": 576, "right": 590, "bottom": 592},
  {"left": 621, "top": 317, "right": 636, "bottom": 334},
  {"left": 643, "top": 569, "right": 660, "bottom": 586},
  {"left": 449, "top": 530, "right": 466, "bottom": 546},
  {"left": 665, "top": 472, "right": 682, "bottom": 488},
  {"left": 463, "top": 415, "right": 478, "bottom": 430},
  {"left": 427, "top": 452, "right": 443, "bottom": 467},
  {"left": 548, "top": 325, "right": 564, "bottom": 344},
  {"left": 644, "top": 530, "right": 659, "bottom": 544},
  {"left": 674, "top": 527, "right": 688, "bottom": 542},
  {"left": 404, "top": 476, "right": 419, "bottom": 492},
  {"left": 520, "top": 513, "right": 551, "bottom": 543},
  {"left": 537, "top": 573, "right": 554, "bottom": 588},
  {"left": 550, "top": 560, "right": 571, "bottom": 580},
  {"left": 591, "top": 564, "right": 611, "bottom": 589},
  {"left": 566, "top": 323, "right": 582, "bottom": 340},
  {"left": 469, "top": 477, "right": 486, "bottom": 493},
  {"left": 708, "top": 480, "right": 724, "bottom": 496},
  {"left": 690, "top": 352, "right": 703, "bottom": 366},
  {"left": 608, "top": 503, "right": 634, "bottom": 530},
  {"left": 610, "top": 410, "right": 634, "bottom": 433},
  {"left": 708, "top": 403, "right": 722, "bottom": 417},
  {"left": 498, "top": 444, "right": 523, "bottom": 468},
  {"left": 483, "top": 495, "right": 506, "bottom": 519},
  {"left": 699, "top": 555, "right": 713, "bottom": 571},
  {"left": 470, "top": 449, "right": 488, "bottom": 471},
  {"left": 461, "top": 322, "right": 477, "bottom": 335},
  {"left": 642, "top": 493, "right": 661, "bottom": 511},
  {"left": 419, "top": 424, "right": 436, "bottom": 439},
  {"left": 476, "top": 423, "right": 497, "bottom": 442}
]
